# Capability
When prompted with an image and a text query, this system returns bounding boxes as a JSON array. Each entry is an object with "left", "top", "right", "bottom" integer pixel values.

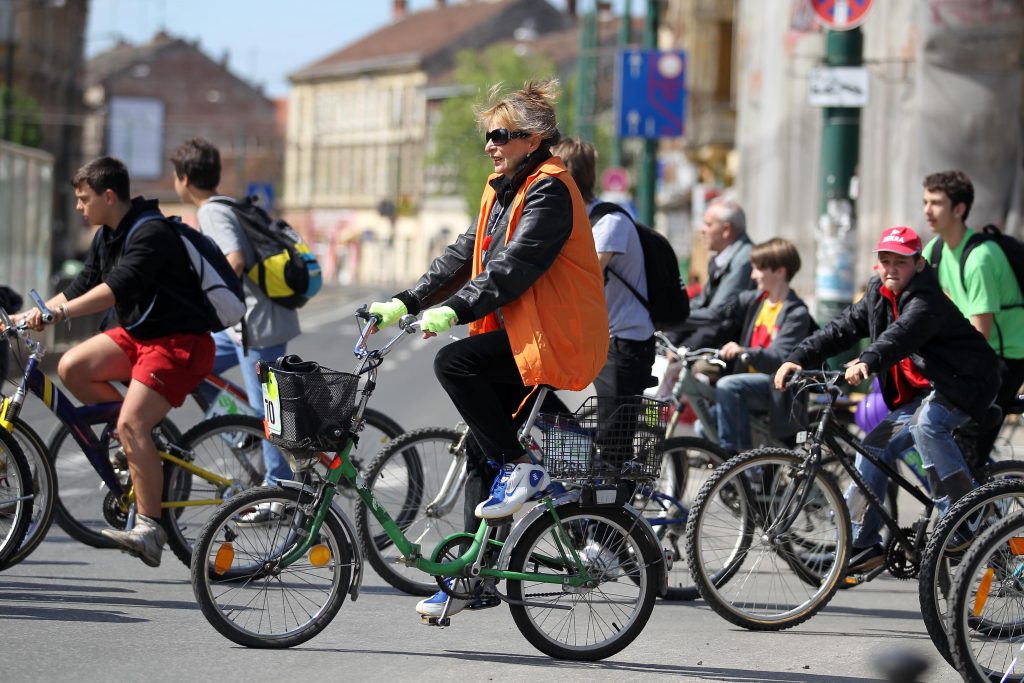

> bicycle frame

[{"left": 268, "top": 314, "right": 599, "bottom": 591}]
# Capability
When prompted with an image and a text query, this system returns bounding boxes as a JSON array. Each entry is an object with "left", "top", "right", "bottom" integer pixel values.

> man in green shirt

[{"left": 923, "top": 170, "right": 1024, "bottom": 462}]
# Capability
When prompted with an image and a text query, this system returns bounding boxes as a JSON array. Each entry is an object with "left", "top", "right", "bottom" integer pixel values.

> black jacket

[
  {"left": 63, "top": 197, "right": 211, "bottom": 339},
  {"left": 394, "top": 149, "right": 572, "bottom": 323},
  {"left": 719, "top": 289, "right": 814, "bottom": 438},
  {"left": 787, "top": 267, "right": 999, "bottom": 423}
]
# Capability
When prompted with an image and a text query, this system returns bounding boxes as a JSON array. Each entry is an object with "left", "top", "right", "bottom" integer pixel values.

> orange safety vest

[{"left": 467, "top": 158, "right": 609, "bottom": 391}]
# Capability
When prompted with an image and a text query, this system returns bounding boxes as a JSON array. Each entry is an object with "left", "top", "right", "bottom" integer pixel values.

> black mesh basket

[
  {"left": 537, "top": 395, "right": 668, "bottom": 481},
  {"left": 262, "top": 357, "right": 360, "bottom": 456}
]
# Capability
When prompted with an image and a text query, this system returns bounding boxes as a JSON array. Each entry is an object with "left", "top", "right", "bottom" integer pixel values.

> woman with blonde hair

[{"left": 369, "top": 79, "right": 609, "bottom": 618}]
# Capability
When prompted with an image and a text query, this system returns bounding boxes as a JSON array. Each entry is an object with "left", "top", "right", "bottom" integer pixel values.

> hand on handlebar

[
  {"left": 719, "top": 341, "right": 745, "bottom": 361},
  {"left": 367, "top": 298, "right": 407, "bottom": 331},
  {"left": 16, "top": 308, "right": 48, "bottom": 332},
  {"left": 420, "top": 306, "right": 458, "bottom": 338},
  {"left": 774, "top": 361, "right": 802, "bottom": 390}
]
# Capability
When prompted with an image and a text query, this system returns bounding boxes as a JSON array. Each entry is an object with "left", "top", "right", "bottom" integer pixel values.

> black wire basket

[
  {"left": 261, "top": 356, "right": 360, "bottom": 456},
  {"left": 537, "top": 395, "right": 668, "bottom": 481}
]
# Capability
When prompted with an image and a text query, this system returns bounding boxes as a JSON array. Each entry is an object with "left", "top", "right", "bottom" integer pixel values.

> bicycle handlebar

[
  {"left": 29, "top": 289, "right": 54, "bottom": 324},
  {"left": 783, "top": 369, "right": 846, "bottom": 392}
]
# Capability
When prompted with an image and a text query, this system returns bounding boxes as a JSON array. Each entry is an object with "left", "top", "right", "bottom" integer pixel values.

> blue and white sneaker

[
  {"left": 475, "top": 462, "right": 551, "bottom": 519},
  {"left": 416, "top": 579, "right": 469, "bottom": 618}
]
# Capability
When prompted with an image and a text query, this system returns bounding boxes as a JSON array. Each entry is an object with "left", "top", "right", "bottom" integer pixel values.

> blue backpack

[{"left": 126, "top": 211, "right": 246, "bottom": 332}]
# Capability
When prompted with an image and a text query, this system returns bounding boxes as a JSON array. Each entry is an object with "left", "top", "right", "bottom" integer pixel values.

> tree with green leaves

[{"left": 0, "top": 86, "right": 42, "bottom": 148}]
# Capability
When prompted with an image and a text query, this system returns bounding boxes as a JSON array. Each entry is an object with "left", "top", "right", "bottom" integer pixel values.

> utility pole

[
  {"left": 0, "top": 0, "right": 14, "bottom": 142},
  {"left": 574, "top": 1, "right": 597, "bottom": 143},
  {"left": 610, "top": 0, "right": 631, "bottom": 167},
  {"left": 636, "top": 0, "right": 658, "bottom": 226}
]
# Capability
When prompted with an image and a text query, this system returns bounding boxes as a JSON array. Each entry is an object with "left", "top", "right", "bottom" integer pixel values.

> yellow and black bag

[{"left": 211, "top": 197, "right": 322, "bottom": 309}]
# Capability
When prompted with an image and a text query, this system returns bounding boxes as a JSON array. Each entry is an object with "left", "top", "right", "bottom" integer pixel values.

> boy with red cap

[{"left": 775, "top": 226, "right": 998, "bottom": 576}]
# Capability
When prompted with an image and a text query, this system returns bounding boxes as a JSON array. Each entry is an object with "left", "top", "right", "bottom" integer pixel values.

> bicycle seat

[
  {"left": 277, "top": 354, "right": 321, "bottom": 374},
  {"left": 1005, "top": 395, "right": 1024, "bottom": 416}
]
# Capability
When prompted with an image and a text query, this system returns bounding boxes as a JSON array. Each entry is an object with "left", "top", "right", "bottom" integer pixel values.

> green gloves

[
  {"left": 421, "top": 306, "right": 458, "bottom": 334},
  {"left": 368, "top": 298, "right": 408, "bottom": 328}
]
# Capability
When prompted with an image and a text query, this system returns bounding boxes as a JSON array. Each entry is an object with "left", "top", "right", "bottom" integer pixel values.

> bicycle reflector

[
  {"left": 1009, "top": 537, "right": 1024, "bottom": 555},
  {"left": 973, "top": 567, "right": 995, "bottom": 616},
  {"left": 214, "top": 542, "right": 235, "bottom": 575},
  {"left": 309, "top": 544, "right": 331, "bottom": 567}
]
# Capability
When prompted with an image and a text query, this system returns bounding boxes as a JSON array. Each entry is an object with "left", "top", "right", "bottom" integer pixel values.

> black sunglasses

[{"left": 485, "top": 128, "right": 530, "bottom": 146}]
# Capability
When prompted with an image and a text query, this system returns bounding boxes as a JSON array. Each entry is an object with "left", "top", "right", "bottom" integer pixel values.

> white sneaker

[
  {"left": 101, "top": 515, "right": 166, "bottom": 567},
  {"left": 416, "top": 579, "right": 470, "bottom": 617},
  {"left": 236, "top": 501, "right": 285, "bottom": 525},
  {"left": 475, "top": 462, "right": 550, "bottom": 519}
]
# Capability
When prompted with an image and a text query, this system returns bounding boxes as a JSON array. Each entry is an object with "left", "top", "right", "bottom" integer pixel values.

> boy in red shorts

[{"left": 18, "top": 156, "right": 215, "bottom": 567}]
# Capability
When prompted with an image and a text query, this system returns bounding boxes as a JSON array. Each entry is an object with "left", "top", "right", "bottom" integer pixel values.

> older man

[{"left": 671, "top": 198, "right": 754, "bottom": 349}]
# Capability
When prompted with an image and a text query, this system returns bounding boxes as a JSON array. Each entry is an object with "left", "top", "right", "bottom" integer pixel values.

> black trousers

[
  {"left": 964, "top": 356, "right": 1024, "bottom": 464},
  {"left": 591, "top": 336, "right": 656, "bottom": 461},
  {"left": 433, "top": 329, "right": 568, "bottom": 531}
]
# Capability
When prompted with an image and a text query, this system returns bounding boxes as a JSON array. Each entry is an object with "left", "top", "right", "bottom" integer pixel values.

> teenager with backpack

[
  {"left": 15, "top": 156, "right": 217, "bottom": 567},
  {"left": 172, "top": 138, "right": 301, "bottom": 515},
  {"left": 923, "top": 170, "right": 1024, "bottom": 463}
]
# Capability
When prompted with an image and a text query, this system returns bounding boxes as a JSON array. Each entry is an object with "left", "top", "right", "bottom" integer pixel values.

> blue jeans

[
  {"left": 715, "top": 373, "right": 772, "bottom": 453},
  {"left": 208, "top": 331, "right": 292, "bottom": 485},
  {"left": 847, "top": 391, "right": 972, "bottom": 548}
]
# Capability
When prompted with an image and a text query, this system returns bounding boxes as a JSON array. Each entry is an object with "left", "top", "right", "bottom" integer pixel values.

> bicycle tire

[
  {"left": 647, "top": 436, "right": 728, "bottom": 601},
  {"left": 0, "top": 419, "right": 56, "bottom": 569},
  {"left": 507, "top": 502, "right": 659, "bottom": 660},
  {"left": 685, "top": 447, "right": 850, "bottom": 631},
  {"left": 47, "top": 418, "right": 183, "bottom": 549},
  {"left": 948, "top": 509, "right": 1024, "bottom": 683},
  {"left": 355, "top": 426, "right": 465, "bottom": 595},
  {"left": 919, "top": 478, "right": 1024, "bottom": 666},
  {"left": 0, "top": 427, "right": 33, "bottom": 568},
  {"left": 163, "top": 414, "right": 268, "bottom": 566},
  {"left": 190, "top": 486, "right": 353, "bottom": 648}
]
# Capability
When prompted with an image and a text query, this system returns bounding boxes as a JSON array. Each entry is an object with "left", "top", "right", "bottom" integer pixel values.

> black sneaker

[{"left": 847, "top": 544, "right": 886, "bottom": 574}]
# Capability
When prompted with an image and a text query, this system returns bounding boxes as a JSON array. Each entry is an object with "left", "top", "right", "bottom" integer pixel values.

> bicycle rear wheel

[
  {"left": 163, "top": 415, "right": 267, "bottom": 566},
  {"left": 48, "top": 419, "right": 183, "bottom": 548},
  {"left": 355, "top": 426, "right": 465, "bottom": 595},
  {"left": 190, "top": 486, "right": 352, "bottom": 648},
  {"left": 685, "top": 447, "right": 850, "bottom": 630},
  {"left": 919, "top": 478, "right": 1024, "bottom": 666},
  {"left": 0, "top": 427, "right": 32, "bottom": 568},
  {"left": 0, "top": 419, "right": 56, "bottom": 569},
  {"left": 644, "top": 436, "right": 728, "bottom": 601},
  {"left": 948, "top": 509, "right": 1024, "bottom": 683},
  {"left": 507, "top": 502, "right": 659, "bottom": 660}
]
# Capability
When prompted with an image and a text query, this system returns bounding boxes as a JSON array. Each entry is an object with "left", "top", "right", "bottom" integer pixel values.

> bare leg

[
  {"left": 57, "top": 333, "right": 131, "bottom": 404},
  {"left": 118, "top": 380, "right": 172, "bottom": 518}
]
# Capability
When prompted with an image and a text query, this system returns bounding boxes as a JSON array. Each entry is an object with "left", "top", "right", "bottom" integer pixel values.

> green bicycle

[{"left": 189, "top": 308, "right": 667, "bottom": 660}]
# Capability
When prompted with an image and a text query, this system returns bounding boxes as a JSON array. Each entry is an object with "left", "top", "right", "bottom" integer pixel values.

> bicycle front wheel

[
  {"left": 0, "top": 427, "right": 32, "bottom": 568},
  {"left": 919, "top": 478, "right": 1024, "bottom": 666},
  {"left": 190, "top": 486, "right": 353, "bottom": 648},
  {"left": 0, "top": 420, "right": 56, "bottom": 569},
  {"left": 356, "top": 426, "right": 465, "bottom": 595},
  {"left": 507, "top": 502, "right": 659, "bottom": 661},
  {"left": 948, "top": 509, "right": 1024, "bottom": 683},
  {"left": 163, "top": 415, "right": 267, "bottom": 566},
  {"left": 685, "top": 447, "right": 850, "bottom": 631}
]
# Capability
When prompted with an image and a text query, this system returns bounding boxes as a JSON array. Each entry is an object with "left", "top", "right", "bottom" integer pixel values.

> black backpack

[
  {"left": 929, "top": 224, "right": 1024, "bottom": 356},
  {"left": 209, "top": 197, "right": 323, "bottom": 310},
  {"left": 588, "top": 202, "right": 689, "bottom": 329}
]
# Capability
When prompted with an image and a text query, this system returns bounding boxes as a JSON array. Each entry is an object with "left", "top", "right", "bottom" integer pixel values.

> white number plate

[{"left": 261, "top": 372, "right": 282, "bottom": 436}]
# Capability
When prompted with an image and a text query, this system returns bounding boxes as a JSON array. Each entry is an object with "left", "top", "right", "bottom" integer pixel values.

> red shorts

[{"left": 105, "top": 328, "right": 215, "bottom": 408}]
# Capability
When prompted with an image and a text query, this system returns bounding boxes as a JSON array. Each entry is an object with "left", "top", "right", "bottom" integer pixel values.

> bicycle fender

[
  {"left": 276, "top": 479, "right": 364, "bottom": 602},
  {"left": 494, "top": 490, "right": 668, "bottom": 597}
]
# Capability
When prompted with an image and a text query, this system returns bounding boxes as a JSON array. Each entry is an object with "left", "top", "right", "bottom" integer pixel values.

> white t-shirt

[
  {"left": 197, "top": 196, "right": 300, "bottom": 348},
  {"left": 590, "top": 201, "right": 655, "bottom": 341}
]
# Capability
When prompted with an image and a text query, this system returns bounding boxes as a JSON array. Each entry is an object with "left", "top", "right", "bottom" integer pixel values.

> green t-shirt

[{"left": 925, "top": 230, "right": 1024, "bottom": 359}]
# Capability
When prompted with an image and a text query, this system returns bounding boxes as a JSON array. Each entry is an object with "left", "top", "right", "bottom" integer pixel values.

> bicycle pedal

[
  {"left": 421, "top": 615, "right": 451, "bottom": 628},
  {"left": 464, "top": 596, "right": 501, "bottom": 611}
]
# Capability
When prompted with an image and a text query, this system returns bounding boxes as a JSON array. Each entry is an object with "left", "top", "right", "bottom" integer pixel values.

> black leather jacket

[
  {"left": 787, "top": 267, "right": 999, "bottom": 423},
  {"left": 394, "top": 149, "right": 573, "bottom": 324}
]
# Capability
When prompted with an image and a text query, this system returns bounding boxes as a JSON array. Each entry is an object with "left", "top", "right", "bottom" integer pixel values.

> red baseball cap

[{"left": 874, "top": 226, "right": 922, "bottom": 255}]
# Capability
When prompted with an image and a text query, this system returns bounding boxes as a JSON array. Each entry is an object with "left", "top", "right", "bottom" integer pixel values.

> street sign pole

[
  {"left": 636, "top": 0, "right": 658, "bottom": 226},
  {"left": 611, "top": 0, "right": 632, "bottom": 168},
  {"left": 816, "top": 26, "right": 863, "bottom": 326}
]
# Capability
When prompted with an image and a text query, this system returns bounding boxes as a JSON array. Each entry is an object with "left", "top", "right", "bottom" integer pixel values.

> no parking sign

[{"left": 809, "top": 0, "right": 873, "bottom": 30}]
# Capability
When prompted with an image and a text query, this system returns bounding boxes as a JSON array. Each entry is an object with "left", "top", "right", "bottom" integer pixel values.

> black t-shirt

[{"left": 63, "top": 197, "right": 211, "bottom": 339}]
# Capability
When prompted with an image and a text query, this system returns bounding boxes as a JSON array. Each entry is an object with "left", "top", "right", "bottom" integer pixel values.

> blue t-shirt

[{"left": 590, "top": 200, "right": 655, "bottom": 341}]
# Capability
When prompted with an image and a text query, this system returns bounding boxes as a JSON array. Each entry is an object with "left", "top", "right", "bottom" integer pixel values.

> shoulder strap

[
  {"left": 957, "top": 232, "right": 987, "bottom": 291},
  {"left": 596, "top": 206, "right": 650, "bottom": 310},
  {"left": 125, "top": 210, "right": 168, "bottom": 243}
]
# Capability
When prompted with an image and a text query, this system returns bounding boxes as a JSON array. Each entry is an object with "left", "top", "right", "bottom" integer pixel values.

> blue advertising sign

[
  {"left": 616, "top": 50, "right": 687, "bottom": 139},
  {"left": 246, "top": 182, "right": 275, "bottom": 212}
]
